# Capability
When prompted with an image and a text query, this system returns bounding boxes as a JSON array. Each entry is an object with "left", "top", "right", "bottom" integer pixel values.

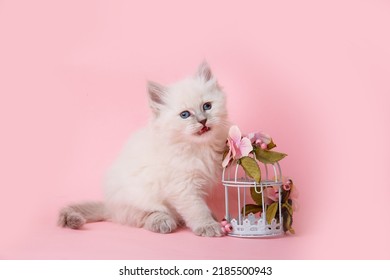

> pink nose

[{"left": 199, "top": 119, "right": 207, "bottom": 126}]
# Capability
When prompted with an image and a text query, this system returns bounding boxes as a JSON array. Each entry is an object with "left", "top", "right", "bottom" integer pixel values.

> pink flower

[
  {"left": 263, "top": 186, "right": 279, "bottom": 205},
  {"left": 222, "top": 126, "right": 253, "bottom": 167},
  {"left": 220, "top": 219, "right": 233, "bottom": 234},
  {"left": 280, "top": 178, "right": 299, "bottom": 211},
  {"left": 247, "top": 132, "right": 272, "bottom": 146},
  {"left": 282, "top": 179, "right": 292, "bottom": 191}
]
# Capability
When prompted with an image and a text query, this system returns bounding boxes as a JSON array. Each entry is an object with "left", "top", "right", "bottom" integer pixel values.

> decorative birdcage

[
  {"left": 222, "top": 159, "right": 284, "bottom": 238},
  {"left": 220, "top": 125, "right": 295, "bottom": 238}
]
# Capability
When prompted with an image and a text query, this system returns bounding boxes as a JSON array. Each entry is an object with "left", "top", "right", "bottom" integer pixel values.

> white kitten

[{"left": 58, "top": 62, "right": 229, "bottom": 236}]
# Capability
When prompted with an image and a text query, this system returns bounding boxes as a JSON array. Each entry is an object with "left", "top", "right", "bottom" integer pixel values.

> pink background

[{"left": 1, "top": 0, "right": 389, "bottom": 259}]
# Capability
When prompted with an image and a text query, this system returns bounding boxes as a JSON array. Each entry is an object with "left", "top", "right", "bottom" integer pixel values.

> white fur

[{"left": 59, "top": 62, "right": 229, "bottom": 236}]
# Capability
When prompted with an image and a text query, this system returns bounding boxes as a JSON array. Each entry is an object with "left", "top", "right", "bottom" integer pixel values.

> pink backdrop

[{"left": 1, "top": 0, "right": 389, "bottom": 259}]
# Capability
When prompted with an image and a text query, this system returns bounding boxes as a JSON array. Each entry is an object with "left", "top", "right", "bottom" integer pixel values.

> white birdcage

[{"left": 222, "top": 158, "right": 284, "bottom": 238}]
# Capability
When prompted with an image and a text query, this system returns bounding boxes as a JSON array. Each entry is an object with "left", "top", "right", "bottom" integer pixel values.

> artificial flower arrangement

[{"left": 221, "top": 125, "right": 297, "bottom": 235}]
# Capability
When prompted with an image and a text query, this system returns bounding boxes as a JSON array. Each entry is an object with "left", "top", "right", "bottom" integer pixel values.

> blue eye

[
  {"left": 203, "top": 102, "right": 212, "bottom": 111},
  {"left": 180, "top": 111, "right": 191, "bottom": 119}
]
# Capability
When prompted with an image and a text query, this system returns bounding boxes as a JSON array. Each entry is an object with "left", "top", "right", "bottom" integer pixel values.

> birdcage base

[
  {"left": 227, "top": 231, "right": 284, "bottom": 238},
  {"left": 227, "top": 213, "right": 284, "bottom": 238}
]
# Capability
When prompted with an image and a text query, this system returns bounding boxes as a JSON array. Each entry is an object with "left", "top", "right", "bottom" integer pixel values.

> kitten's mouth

[{"left": 197, "top": 126, "right": 211, "bottom": 135}]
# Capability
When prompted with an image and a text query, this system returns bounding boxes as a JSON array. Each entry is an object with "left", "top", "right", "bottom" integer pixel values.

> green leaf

[
  {"left": 250, "top": 186, "right": 263, "bottom": 206},
  {"left": 239, "top": 156, "right": 261, "bottom": 183},
  {"left": 242, "top": 204, "right": 262, "bottom": 216},
  {"left": 282, "top": 202, "right": 293, "bottom": 216},
  {"left": 267, "top": 139, "right": 277, "bottom": 150},
  {"left": 281, "top": 189, "right": 291, "bottom": 203},
  {"left": 282, "top": 211, "right": 294, "bottom": 233},
  {"left": 266, "top": 202, "right": 278, "bottom": 224},
  {"left": 254, "top": 147, "right": 287, "bottom": 164}
]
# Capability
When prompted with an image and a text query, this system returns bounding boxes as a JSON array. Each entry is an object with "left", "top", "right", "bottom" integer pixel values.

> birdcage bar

[{"left": 237, "top": 187, "right": 241, "bottom": 224}]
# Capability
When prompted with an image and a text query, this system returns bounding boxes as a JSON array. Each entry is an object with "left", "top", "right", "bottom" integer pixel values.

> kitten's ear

[
  {"left": 196, "top": 61, "right": 221, "bottom": 90},
  {"left": 147, "top": 81, "right": 167, "bottom": 115},
  {"left": 196, "top": 61, "right": 213, "bottom": 82}
]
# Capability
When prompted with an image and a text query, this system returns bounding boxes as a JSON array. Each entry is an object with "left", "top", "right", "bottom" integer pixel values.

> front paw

[
  {"left": 143, "top": 211, "right": 177, "bottom": 234},
  {"left": 193, "top": 222, "right": 223, "bottom": 237}
]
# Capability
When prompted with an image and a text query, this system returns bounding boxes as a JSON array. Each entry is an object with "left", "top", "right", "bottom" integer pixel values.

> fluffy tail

[{"left": 58, "top": 201, "right": 106, "bottom": 229}]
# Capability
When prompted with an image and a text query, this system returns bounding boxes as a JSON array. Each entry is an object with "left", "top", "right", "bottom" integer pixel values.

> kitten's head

[{"left": 147, "top": 62, "right": 229, "bottom": 144}]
